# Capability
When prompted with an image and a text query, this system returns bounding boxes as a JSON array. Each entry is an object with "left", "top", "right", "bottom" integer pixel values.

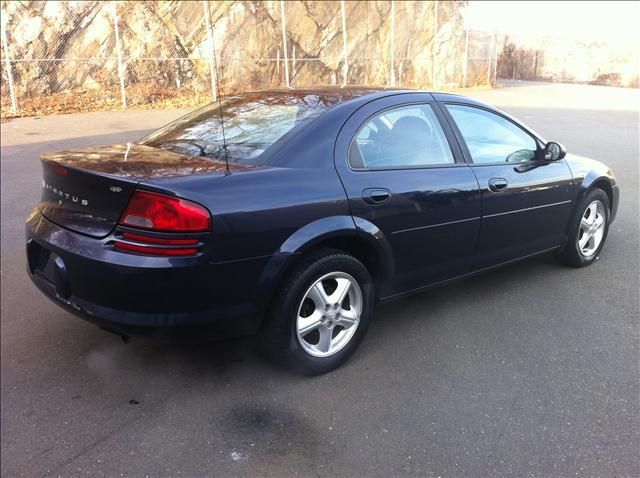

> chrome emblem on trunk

[{"left": 42, "top": 180, "right": 89, "bottom": 206}]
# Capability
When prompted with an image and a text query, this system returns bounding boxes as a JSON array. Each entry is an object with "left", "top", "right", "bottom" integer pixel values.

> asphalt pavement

[{"left": 1, "top": 82, "right": 638, "bottom": 477}]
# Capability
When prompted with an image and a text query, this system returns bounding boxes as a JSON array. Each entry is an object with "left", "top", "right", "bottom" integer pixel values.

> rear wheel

[
  {"left": 557, "top": 188, "right": 610, "bottom": 267},
  {"left": 263, "top": 249, "right": 374, "bottom": 375}
]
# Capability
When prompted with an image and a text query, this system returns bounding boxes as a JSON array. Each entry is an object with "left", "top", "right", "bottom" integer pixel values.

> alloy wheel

[
  {"left": 578, "top": 200, "right": 606, "bottom": 257},
  {"left": 295, "top": 272, "right": 362, "bottom": 358}
]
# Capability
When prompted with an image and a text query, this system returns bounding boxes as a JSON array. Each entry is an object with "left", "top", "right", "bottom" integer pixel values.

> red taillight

[
  {"left": 114, "top": 242, "right": 198, "bottom": 256},
  {"left": 51, "top": 164, "right": 69, "bottom": 176},
  {"left": 114, "top": 233, "right": 200, "bottom": 256},
  {"left": 121, "top": 232, "right": 198, "bottom": 246},
  {"left": 119, "top": 190, "right": 210, "bottom": 232}
]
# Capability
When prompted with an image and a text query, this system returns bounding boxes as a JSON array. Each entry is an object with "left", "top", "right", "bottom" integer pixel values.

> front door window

[{"left": 446, "top": 105, "right": 538, "bottom": 164}]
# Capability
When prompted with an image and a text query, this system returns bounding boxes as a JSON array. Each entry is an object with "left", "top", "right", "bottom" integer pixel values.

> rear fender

[{"left": 254, "top": 215, "right": 394, "bottom": 313}]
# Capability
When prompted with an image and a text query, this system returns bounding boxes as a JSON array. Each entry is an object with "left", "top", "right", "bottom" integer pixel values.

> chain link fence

[{"left": 1, "top": 1, "right": 498, "bottom": 118}]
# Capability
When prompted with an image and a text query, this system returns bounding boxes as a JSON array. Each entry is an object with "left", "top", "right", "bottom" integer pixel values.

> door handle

[
  {"left": 362, "top": 188, "right": 391, "bottom": 205},
  {"left": 488, "top": 178, "right": 508, "bottom": 192}
]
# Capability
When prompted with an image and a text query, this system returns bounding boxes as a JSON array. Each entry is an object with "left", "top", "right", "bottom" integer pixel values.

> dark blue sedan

[{"left": 26, "top": 88, "right": 619, "bottom": 374}]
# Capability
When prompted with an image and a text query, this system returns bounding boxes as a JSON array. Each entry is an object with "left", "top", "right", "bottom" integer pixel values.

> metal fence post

[
  {"left": 280, "top": 0, "right": 290, "bottom": 88},
  {"left": 203, "top": 0, "right": 217, "bottom": 101},
  {"left": 492, "top": 32, "right": 499, "bottom": 83},
  {"left": 432, "top": 0, "right": 438, "bottom": 88},
  {"left": 487, "top": 30, "right": 495, "bottom": 85},
  {"left": 462, "top": 29, "right": 468, "bottom": 88},
  {"left": 340, "top": 0, "right": 348, "bottom": 86},
  {"left": 292, "top": 45, "right": 296, "bottom": 77},
  {"left": 111, "top": 2, "right": 127, "bottom": 108},
  {"left": 1, "top": 22, "right": 17, "bottom": 114},
  {"left": 390, "top": 0, "right": 396, "bottom": 87}
]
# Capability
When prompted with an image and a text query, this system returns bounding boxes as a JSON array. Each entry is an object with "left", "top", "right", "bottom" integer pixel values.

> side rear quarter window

[
  {"left": 446, "top": 104, "right": 538, "bottom": 164},
  {"left": 349, "top": 104, "right": 454, "bottom": 169}
]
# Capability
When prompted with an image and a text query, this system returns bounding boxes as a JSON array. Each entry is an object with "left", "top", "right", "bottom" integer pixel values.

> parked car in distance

[{"left": 26, "top": 88, "right": 619, "bottom": 374}]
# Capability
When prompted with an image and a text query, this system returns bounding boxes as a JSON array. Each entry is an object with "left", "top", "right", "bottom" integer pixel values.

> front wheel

[
  {"left": 557, "top": 188, "right": 610, "bottom": 267},
  {"left": 263, "top": 249, "right": 374, "bottom": 375}
]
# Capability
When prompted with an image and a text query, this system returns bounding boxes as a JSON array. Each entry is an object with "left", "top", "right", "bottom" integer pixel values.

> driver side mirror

[{"left": 543, "top": 142, "right": 566, "bottom": 161}]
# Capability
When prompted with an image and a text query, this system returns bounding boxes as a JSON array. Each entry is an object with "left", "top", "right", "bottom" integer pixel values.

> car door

[
  {"left": 334, "top": 93, "right": 482, "bottom": 297},
  {"left": 437, "top": 100, "right": 574, "bottom": 269}
]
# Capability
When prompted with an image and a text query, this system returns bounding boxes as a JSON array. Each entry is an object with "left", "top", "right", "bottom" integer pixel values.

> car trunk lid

[{"left": 39, "top": 143, "right": 244, "bottom": 238}]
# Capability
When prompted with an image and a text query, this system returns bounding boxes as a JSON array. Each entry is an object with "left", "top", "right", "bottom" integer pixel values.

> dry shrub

[{"left": 1, "top": 84, "right": 211, "bottom": 119}]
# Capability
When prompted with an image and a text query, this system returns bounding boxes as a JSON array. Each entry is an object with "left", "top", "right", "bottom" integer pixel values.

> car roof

[
  {"left": 234, "top": 86, "right": 419, "bottom": 107},
  {"left": 243, "top": 86, "right": 413, "bottom": 96},
  {"left": 233, "top": 87, "right": 497, "bottom": 112}
]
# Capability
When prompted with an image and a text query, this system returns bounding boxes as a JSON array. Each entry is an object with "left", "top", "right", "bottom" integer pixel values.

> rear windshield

[{"left": 139, "top": 93, "right": 338, "bottom": 165}]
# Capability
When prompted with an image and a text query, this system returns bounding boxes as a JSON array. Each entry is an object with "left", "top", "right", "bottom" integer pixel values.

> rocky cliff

[{"left": 1, "top": 1, "right": 470, "bottom": 116}]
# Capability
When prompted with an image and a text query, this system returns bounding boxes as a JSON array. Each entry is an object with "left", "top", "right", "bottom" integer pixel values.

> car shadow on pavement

[
  {"left": 42, "top": 253, "right": 563, "bottom": 383},
  {"left": 357, "top": 253, "right": 566, "bottom": 362}
]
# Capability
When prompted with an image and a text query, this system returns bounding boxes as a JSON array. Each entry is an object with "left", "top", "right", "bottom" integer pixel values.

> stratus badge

[{"left": 42, "top": 180, "right": 89, "bottom": 206}]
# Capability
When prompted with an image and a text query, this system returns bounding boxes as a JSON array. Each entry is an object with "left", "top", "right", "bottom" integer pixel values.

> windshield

[{"left": 139, "top": 92, "right": 340, "bottom": 165}]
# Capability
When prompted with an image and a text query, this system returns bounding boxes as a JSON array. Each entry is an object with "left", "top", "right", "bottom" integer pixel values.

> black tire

[
  {"left": 556, "top": 188, "right": 610, "bottom": 267},
  {"left": 262, "top": 248, "right": 374, "bottom": 375}
]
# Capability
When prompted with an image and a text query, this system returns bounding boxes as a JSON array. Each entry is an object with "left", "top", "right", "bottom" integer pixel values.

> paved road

[{"left": 1, "top": 83, "right": 638, "bottom": 477}]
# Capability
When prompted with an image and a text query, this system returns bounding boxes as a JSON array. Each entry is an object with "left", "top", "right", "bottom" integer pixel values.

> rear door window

[{"left": 349, "top": 104, "right": 455, "bottom": 169}]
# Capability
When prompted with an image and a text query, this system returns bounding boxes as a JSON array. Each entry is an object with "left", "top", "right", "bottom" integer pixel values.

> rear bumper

[
  {"left": 26, "top": 211, "right": 275, "bottom": 341},
  {"left": 28, "top": 271, "right": 260, "bottom": 341}
]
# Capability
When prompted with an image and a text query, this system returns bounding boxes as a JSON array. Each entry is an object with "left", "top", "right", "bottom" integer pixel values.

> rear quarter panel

[{"left": 142, "top": 166, "right": 352, "bottom": 263}]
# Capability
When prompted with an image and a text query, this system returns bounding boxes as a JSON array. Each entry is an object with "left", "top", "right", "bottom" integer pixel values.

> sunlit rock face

[{"left": 1, "top": 1, "right": 467, "bottom": 100}]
